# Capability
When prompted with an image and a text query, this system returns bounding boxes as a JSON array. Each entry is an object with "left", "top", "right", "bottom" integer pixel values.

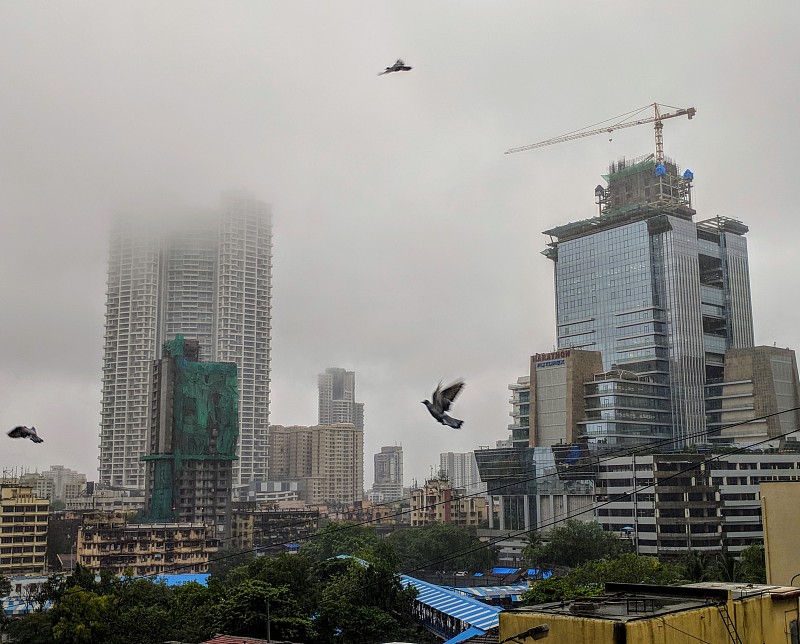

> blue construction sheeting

[
  {"left": 401, "top": 575, "right": 502, "bottom": 631},
  {"left": 491, "top": 567, "right": 518, "bottom": 575},
  {"left": 152, "top": 573, "right": 209, "bottom": 586}
]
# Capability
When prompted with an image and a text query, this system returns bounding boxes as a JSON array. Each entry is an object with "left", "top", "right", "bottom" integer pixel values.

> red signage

[{"left": 533, "top": 350, "right": 571, "bottom": 362}]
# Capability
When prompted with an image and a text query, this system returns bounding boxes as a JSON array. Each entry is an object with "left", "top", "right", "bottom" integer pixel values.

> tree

[
  {"left": 522, "top": 576, "right": 603, "bottom": 605},
  {"left": 735, "top": 544, "right": 766, "bottom": 584},
  {"left": 569, "top": 553, "right": 684, "bottom": 586},
  {"left": 532, "top": 520, "right": 625, "bottom": 568},
  {"left": 312, "top": 556, "right": 419, "bottom": 643},
  {"left": 50, "top": 588, "right": 118, "bottom": 644},
  {"left": 0, "top": 573, "right": 10, "bottom": 598},
  {"left": 387, "top": 523, "right": 497, "bottom": 573},
  {"left": 4, "top": 612, "right": 56, "bottom": 644},
  {"left": 207, "top": 546, "right": 256, "bottom": 582},
  {"left": 679, "top": 550, "right": 717, "bottom": 582},
  {"left": 300, "top": 522, "right": 396, "bottom": 566},
  {"left": 210, "top": 579, "right": 315, "bottom": 642}
]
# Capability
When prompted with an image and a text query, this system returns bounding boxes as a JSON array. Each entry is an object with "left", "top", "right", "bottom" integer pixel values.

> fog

[{"left": 1, "top": 2, "right": 798, "bottom": 487}]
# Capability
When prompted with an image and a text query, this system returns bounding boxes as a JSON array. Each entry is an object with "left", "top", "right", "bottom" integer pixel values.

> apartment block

[
  {"left": 374, "top": 446, "right": 404, "bottom": 502},
  {"left": 76, "top": 511, "right": 219, "bottom": 575},
  {"left": 409, "top": 477, "right": 487, "bottom": 527},
  {"left": 0, "top": 484, "right": 49, "bottom": 575},
  {"left": 318, "top": 368, "right": 364, "bottom": 429},
  {"left": 269, "top": 424, "right": 364, "bottom": 506}
]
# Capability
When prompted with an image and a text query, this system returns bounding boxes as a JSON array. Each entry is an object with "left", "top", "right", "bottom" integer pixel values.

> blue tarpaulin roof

[
  {"left": 152, "top": 574, "right": 209, "bottom": 586},
  {"left": 491, "top": 567, "right": 518, "bottom": 575},
  {"left": 401, "top": 575, "right": 502, "bottom": 632}
]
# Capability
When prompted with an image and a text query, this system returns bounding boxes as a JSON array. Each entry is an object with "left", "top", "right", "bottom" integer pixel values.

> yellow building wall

[
  {"left": 501, "top": 595, "right": 798, "bottom": 644},
  {"left": 761, "top": 481, "right": 800, "bottom": 586}
]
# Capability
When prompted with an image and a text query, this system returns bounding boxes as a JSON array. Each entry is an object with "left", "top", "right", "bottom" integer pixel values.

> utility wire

[{"left": 168, "top": 405, "right": 800, "bottom": 561}]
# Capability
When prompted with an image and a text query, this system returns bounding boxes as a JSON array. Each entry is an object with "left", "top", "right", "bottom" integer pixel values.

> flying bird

[
  {"left": 378, "top": 58, "right": 412, "bottom": 75},
  {"left": 7, "top": 425, "right": 44, "bottom": 443},
  {"left": 422, "top": 380, "right": 465, "bottom": 429}
]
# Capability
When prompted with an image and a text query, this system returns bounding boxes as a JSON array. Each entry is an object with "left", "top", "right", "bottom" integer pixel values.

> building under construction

[{"left": 142, "top": 335, "right": 238, "bottom": 538}]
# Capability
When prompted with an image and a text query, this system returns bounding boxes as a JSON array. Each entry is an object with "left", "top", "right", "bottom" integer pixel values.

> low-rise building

[
  {"left": 410, "top": 477, "right": 487, "bottom": 527},
  {"left": 76, "top": 511, "right": 219, "bottom": 575},
  {"left": 500, "top": 582, "right": 800, "bottom": 644}
]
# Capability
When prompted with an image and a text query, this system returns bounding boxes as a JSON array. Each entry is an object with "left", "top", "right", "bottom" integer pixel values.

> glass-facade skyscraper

[{"left": 543, "top": 155, "right": 754, "bottom": 447}]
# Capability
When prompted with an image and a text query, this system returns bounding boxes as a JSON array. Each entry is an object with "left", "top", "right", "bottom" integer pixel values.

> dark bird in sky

[
  {"left": 422, "top": 380, "right": 465, "bottom": 429},
  {"left": 7, "top": 425, "right": 43, "bottom": 443},
  {"left": 378, "top": 58, "right": 412, "bottom": 75}
]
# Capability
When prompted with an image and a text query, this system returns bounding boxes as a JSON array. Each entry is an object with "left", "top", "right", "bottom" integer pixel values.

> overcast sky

[{"left": 1, "top": 2, "right": 798, "bottom": 489}]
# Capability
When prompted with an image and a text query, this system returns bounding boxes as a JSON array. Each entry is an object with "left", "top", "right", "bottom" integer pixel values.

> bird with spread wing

[
  {"left": 422, "top": 380, "right": 465, "bottom": 429},
  {"left": 7, "top": 425, "right": 44, "bottom": 443},
  {"left": 378, "top": 58, "right": 412, "bottom": 75}
]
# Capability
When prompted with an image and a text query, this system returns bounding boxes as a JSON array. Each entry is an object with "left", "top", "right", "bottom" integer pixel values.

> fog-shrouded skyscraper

[
  {"left": 99, "top": 192, "right": 272, "bottom": 496},
  {"left": 318, "top": 368, "right": 364, "bottom": 429},
  {"left": 543, "top": 155, "right": 754, "bottom": 446}
]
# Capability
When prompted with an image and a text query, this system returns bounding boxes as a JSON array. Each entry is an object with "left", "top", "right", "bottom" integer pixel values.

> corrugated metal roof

[
  {"left": 401, "top": 576, "right": 502, "bottom": 631},
  {"left": 450, "top": 583, "right": 529, "bottom": 600}
]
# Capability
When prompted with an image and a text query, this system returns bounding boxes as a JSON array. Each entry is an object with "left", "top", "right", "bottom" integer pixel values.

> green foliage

[
  {"left": 522, "top": 553, "right": 683, "bottom": 605},
  {"left": 735, "top": 544, "right": 766, "bottom": 584},
  {"left": 312, "top": 557, "right": 419, "bottom": 643},
  {"left": 569, "top": 553, "right": 684, "bottom": 586},
  {"left": 4, "top": 611, "right": 56, "bottom": 644},
  {"left": 527, "top": 520, "right": 626, "bottom": 568},
  {"left": 300, "top": 522, "right": 397, "bottom": 566},
  {"left": 387, "top": 523, "right": 497, "bottom": 573},
  {"left": 207, "top": 546, "right": 256, "bottom": 582},
  {"left": 50, "top": 588, "right": 118, "bottom": 644},
  {"left": 679, "top": 550, "right": 717, "bottom": 582},
  {"left": 522, "top": 576, "right": 603, "bottom": 605},
  {"left": 211, "top": 579, "right": 315, "bottom": 642}
]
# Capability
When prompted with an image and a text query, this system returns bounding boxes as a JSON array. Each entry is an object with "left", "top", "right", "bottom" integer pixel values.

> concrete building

[
  {"left": 508, "top": 376, "right": 530, "bottom": 447},
  {"left": 528, "top": 349, "right": 604, "bottom": 447},
  {"left": 230, "top": 505, "right": 320, "bottom": 553},
  {"left": 268, "top": 424, "right": 364, "bottom": 506},
  {"left": 439, "top": 451, "right": 482, "bottom": 491},
  {"left": 708, "top": 345, "right": 800, "bottom": 446},
  {"left": 141, "top": 336, "right": 238, "bottom": 537},
  {"left": 761, "top": 480, "right": 800, "bottom": 586},
  {"left": 20, "top": 466, "right": 87, "bottom": 505},
  {"left": 99, "top": 191, "right": 272, "bottom": 496},
  {"left": 594, "top": 451, "right": 800, "bottom": 557},
  {"left": 409, "top": 477, "right": 487, "bottom": 528},
  {"left": 318, "top": 367, "right": 364, "bottom": 429},
  {"left": 373, "top": 445, "right": 403, "bottom": 502},
  {"left": 76, "top": 511, "right": 219, "bottom": 575},
  {"left": 544, "top": 156, "right": 754, "bottom": 447},
  {"left": 0, "top": 483, "right": 49, "bottom": 575},
  {"left": 501, "top": 582, "right": 799, "bottom": 644}
]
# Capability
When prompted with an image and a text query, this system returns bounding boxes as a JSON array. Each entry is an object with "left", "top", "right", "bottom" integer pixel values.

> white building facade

[{"left": 99, "top": 192, "right": 272, "bottom": 496}]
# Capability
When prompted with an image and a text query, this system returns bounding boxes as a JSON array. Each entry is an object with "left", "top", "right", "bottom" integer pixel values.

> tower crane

[{"left": 505, "top": 102, "right": 696, "bottom": 164}]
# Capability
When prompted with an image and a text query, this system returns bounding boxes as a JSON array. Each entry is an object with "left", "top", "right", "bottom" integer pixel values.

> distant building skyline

[
  {"left": 373, "top": 445, "right": 403, "bottom": 502},
  {"left": 318, "top": 367, "right": 364, "bottom": 430},
  {"left": 98, "top": 191, "right": 272, "bottom": 495}
]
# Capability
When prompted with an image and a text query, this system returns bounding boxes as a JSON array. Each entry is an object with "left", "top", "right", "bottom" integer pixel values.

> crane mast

[{"left": 505, "top": 103, "right": 696, "bottom": 163}]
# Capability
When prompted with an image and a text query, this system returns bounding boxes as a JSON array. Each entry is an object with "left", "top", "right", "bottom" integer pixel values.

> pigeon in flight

[
  {"left": 422, "top": 380, "right": 465, "bottom": 429},
  {"left": 378, "top": 58, "right": 412, "bottom": 76},
  {"left": 7, "top": 425, "right": 43, "bottom": 443}
]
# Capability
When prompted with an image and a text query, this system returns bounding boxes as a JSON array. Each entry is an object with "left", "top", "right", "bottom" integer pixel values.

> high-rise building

[
  {"left": 543, "top": 155, "right": 754, "bottom": 446},
  {"left": 269, "top": 424, "right": 364, "bottom": 506},
  {"left": 439, "top": 451, "right": 482, "bottom": 490},
  {"left": 373, "top": 446, "right": 403, "bottom": 502},
  {"left": 142, "top": 336, "right": 237, "bottom": 536},
  {"left": 99, "top": 192, "right": 272, "bottom": 495},
  {"left": 318, "top": 368, "right": 364, "bottom": 429}
]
